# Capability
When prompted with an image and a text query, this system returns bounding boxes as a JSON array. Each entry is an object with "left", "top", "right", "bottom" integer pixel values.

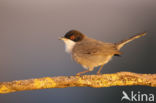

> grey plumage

[
  {"left": 72, "top": 37, "right": 121, "bottom": 71},
  {"left": 60, "top": 30, "right": 146, "bottom": 75}
]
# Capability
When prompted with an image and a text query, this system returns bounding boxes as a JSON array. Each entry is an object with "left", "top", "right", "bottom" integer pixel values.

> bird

[{"left": 59, "top": 30, "right": 146, "bottom": 76}]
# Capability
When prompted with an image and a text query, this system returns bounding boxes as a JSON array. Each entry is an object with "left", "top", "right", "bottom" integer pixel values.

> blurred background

[{"left": 0, "top": 0, "right": 156, "bottom": 103}]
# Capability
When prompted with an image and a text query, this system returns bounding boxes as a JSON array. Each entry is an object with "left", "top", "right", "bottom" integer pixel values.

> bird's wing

[
  {"left": 71, "top": 38, "right": 121, "bottom": 67},
  {"left": 72, "top": 38, "right": 121, "bottom": 56}
]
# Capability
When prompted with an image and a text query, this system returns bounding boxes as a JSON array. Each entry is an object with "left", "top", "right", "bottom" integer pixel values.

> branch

[{"left": 0, "top": 72, "right": 156, "bottom": 94}]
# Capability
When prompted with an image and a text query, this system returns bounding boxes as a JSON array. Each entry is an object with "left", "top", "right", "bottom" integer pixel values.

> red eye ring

[{"left": 70, "top": 35, "right": 75, "bottom": 40}]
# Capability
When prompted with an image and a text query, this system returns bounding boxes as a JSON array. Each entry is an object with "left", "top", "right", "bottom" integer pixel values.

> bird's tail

[{"left": 115, "top": 32, "right": 147, "bottom": 50}]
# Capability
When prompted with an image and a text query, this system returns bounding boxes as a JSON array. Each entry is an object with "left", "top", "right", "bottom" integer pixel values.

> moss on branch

[{"left": 0, "top": 72, "right": 156, "bottom": 94}]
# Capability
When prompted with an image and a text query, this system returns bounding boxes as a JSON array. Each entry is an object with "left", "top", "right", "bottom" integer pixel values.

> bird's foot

[
  {"left": 96, "top": 72, "right": 101, "bottom": 75},
  {"left": 76, "top": 73, "right": 81, "bottom": 76},
  {"left": 76, "top": 70, "right": 90, "bottom": 76}
]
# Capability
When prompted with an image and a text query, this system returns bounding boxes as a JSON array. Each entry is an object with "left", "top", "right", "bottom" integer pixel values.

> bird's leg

[
  {"left": 97, "top": 64, "right": 104, "bottom": 75},
  {"left": 76, "top": 70, "right": 90, "bottom": 76},
  {"left": 76, "top": 67, "right": 94, "bottom": 76}
]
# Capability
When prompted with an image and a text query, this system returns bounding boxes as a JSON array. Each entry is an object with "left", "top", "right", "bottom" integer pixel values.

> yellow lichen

[
  {"left": 33, "top": 78, "right": 56, "bottom": 89},
  {"left": 33, "top": 79, "right": 44, "bottom": 88},
  {"left": 44, "top": 77, "right": 56, "bottom": 88},
  {"left": 0, "top": 85, "right": 15, "bottom": 93},
  {"left": 0, "top": 72, "right": 155, "bottom": 94}
]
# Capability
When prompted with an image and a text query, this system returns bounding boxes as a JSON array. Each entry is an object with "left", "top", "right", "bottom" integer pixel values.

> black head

[{"left": 64, "top": 30, "right": 85, "bottom": 42}]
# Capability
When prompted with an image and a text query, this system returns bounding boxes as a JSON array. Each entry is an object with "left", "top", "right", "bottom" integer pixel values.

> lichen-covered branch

[{"left": 0, "top": 72, "right": 156, "bottom": 94}]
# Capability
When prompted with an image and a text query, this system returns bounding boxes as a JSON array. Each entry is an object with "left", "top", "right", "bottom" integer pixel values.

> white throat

[{"left": 63, "top": 39, "right": 76, "bottom": 53}]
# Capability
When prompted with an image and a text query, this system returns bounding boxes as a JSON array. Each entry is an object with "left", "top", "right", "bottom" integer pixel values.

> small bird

[{"left": 60, "top": 30, "right": 146, "bottom": 75}]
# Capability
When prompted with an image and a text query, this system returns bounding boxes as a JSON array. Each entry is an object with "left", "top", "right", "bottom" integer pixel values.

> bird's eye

[{"left": 70, "top": 35, "right": 75, "bottom": 40}]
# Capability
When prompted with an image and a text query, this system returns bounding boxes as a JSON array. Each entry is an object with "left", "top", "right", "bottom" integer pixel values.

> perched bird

[{"left": 60, "top": 30, "right": 146, "bottom": 75}]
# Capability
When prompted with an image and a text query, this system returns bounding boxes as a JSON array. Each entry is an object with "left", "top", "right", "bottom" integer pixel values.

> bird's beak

[{"left": 59, "top": 37, "right": 64, "bottom": 40}]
